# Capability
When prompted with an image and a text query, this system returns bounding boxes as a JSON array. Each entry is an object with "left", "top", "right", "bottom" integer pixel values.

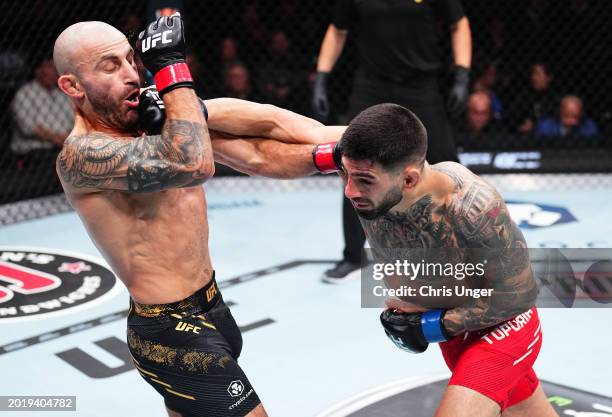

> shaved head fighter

[{"left": 55, "top": 14, "right": 344, "bottom": 417}]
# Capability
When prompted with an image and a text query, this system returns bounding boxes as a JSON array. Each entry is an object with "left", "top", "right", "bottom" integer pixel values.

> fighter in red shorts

[{"left": 312, "top": 103, "right": 558, "bottom": 416}]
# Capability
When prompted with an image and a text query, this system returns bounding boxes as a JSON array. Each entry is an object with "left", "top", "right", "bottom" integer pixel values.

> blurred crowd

[
  {"left": 0, "top": 0, "right": 610, "bottom": 202},
  {"left": 185, "top": 0, "right": 610, "bottom": 145}
]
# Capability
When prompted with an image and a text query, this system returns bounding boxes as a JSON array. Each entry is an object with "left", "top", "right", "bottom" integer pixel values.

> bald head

[
  {"left": 467, "top": 92, "right": 492, "bottom": 133},
  {"left": 468, "top": 91, "right": 491, "bottom": 111},
  {"left": 560, "top": 95, "right": 584, "bottom": 129},
  {"left": 561, "top": 95, "right": 583, "bottom": 111},
  {"left": 53, "top": 21, "right": 140, "bottom": 133},
  {"left": 54, "top": 21, "right": 127, "bottom": 75}
]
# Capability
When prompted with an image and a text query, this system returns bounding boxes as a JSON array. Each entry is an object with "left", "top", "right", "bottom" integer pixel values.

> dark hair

[{"left": 340, "top": 103, "right": 427, "bottom": 170}]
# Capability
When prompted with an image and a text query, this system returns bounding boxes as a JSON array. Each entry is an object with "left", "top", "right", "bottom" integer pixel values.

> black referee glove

[
  {"left": 447, "top": 66, "right": 470, "bottom": 120},
  {"left": 311, "top": 71, "right": 330, "bottom": 123}
]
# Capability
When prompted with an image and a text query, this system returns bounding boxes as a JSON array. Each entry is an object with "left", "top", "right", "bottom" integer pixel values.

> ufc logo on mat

[{"left": 142, "top": 30, "right": 173, "bottom": 52}]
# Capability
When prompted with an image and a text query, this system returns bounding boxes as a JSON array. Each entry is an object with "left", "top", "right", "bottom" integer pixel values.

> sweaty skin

[
  {"left": 349, "top": 161, "right": 538, "bottom": 336},
  {"left": 55, "top": 22, "right": 343, "bottom": 304}
]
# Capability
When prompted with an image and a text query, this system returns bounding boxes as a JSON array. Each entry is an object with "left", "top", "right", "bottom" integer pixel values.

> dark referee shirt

[{"left": 333, "top": 0, "right": 465, "bottom": 78}]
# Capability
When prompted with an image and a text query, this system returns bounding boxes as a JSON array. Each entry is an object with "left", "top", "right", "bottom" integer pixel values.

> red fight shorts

[{"left": 439, "top": 307, "right": 542, "bottom": 411}]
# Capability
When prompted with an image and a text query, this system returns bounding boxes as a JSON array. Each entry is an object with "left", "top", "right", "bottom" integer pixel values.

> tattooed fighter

[
  {"left": 53, "top": 15, "right": 342, "bottom": 417},
  {"left": 321, "top": 103, "right": 557, "bottom": 417}
]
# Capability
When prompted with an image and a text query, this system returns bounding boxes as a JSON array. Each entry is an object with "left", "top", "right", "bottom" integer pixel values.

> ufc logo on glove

[{"left": 141, "top": 30, "right": 173, "bottom": 52}]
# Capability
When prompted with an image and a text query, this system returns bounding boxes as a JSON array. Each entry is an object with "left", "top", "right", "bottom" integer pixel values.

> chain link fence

[{"left": 1, "top": 0, "right": 611, "bottom": 211}]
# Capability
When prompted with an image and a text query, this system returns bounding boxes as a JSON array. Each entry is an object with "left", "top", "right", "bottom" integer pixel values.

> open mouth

[
  {"left": 352, "top": 200, "right": 369, "bottom": 209},
  {"left": 124, "top": 91, "right": 140, "bottom": 108}
]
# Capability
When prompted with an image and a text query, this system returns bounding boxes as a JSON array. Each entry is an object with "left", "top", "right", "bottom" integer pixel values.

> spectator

[
  {"left": 535, "top": 95, "right": 599, "bottom": 138},
  {"left": 9, "top": 56, "right": 72, "bottom": 196},
  {"left": 269, "top": 31, "right": 291, "bottom": 64},
  {"left": 0, "top": 51, "right": 28, "bottom": 167},
  {"left": 515, "top": 62, "right": 559, "bottom": 134},
  {"left": 222, "top": 62, "right": 254, "bottom": 100},
  {"left": 466, "top": 92, "right": 493, "bottom": 135},
  {"left": 472, "top": 61, "right": 504, "bottom": 120},
  {"left": 200, "top": 37, "right": 243, "bottom": 100},
  {"left": 219, "top": 37, "right": 241, "bottom": 70},
  {"left": 457, "top": 91, "right": 503, "bottom": 143},
  {"left": 257, "top": 30, "right": 307, "bottom": 111},
  {"left": 10, "top": 56, "right": 72, "bottom": 157}
]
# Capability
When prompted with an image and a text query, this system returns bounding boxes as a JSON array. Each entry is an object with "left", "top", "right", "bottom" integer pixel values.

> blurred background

[{"left": 0, "top": 0, "right": 611, "bottom": 209}]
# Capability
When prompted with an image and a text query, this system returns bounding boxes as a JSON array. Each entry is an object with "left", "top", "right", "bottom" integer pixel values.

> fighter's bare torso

[
  {"left": 58, "top": 86, "right": 215, "bottom": 305},
  {"left": 361, "top": 162, "right": 537, "bottom": 334},
  {"left": 65, "top": 184, "right": 212, "bottom": 304}
]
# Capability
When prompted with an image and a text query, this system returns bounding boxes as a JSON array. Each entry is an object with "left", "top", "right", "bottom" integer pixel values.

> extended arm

[
  {"left": 138, "top": 89, "right": 345, "bottom": 178},
  {"left": 205, "top": 97, "right": 335, "bottom": 144},
  {"left": 211, "top": 125, "right": 346, "bottom": 179}
]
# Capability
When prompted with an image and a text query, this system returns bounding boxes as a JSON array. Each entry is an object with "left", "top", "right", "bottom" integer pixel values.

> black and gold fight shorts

[{"left": 127, "top": 273, "right": 260, "bottom": 417}]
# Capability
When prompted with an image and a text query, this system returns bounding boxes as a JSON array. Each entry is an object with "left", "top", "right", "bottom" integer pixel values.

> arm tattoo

[
  {"left": 366, "top": 195, "right": 455, "bottom": 249},
  {"left": 127, "top": 120, "right": 207, "bottom": 192},
  {"left": 58, "top": 134, "right": 131, "bottom": 189},
  {"left": 443, "top": 181, "right": 538, "bottom": 335},
  {"left": 363, "top": 163, "right": 538, "bottom": 335},
  {"left": 58, "top": 120, "right": 210, "bottom": 193}
]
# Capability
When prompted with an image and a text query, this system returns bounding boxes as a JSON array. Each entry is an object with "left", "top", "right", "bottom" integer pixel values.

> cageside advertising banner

[
  {"left": 458, "top": 149, "right": 612, "bottom": 173},
  {"left": 360, "top": 248, "right": 612, "bottom": 308}
]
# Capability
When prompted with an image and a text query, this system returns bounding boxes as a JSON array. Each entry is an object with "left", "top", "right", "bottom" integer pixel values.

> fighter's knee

[
  {"left": 245, "top": 403, "right": 268, "bottom": 417},
  {"left": 165, "top": 406, "right": 183, "bottom": 417}
]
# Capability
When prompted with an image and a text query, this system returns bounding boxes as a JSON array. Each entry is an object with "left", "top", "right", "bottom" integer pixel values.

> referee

[{"left": 313, "top": 0, "right": 472, "bottom": 282}]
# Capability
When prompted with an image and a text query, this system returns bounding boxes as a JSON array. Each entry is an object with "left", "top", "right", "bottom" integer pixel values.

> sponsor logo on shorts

[
  {"left": 481, "top": 309, "right": 534, "bottom": 345},
  {"left": 174, "top": 322, "right": 201, "bottom": 334},
  {"left": 206, "top": 283, "right": 218, "bottom": 303},
  {"left": 0, "top": 248, "right": 118, "bottom": 321},
  {"left": 227, "top": 380, "right": 245, "bottom": 397},
  {"left": 228, "top": 380, "right": 255, "bottom": 411},
  {"left": 228, "top": 387, "right": 254, "bottom": 410}
]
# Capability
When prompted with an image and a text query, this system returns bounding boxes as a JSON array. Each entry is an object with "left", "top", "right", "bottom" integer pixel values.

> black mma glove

[
  {"left": 380, "top": 309, "right": 451, "bottom": 354},
  {"left": 447, "top": 66, "right": 470, "bottom": 119},
  {"left": 311, "top": 71, "right": 330, "bottom": 122},
  {"left": 138, "top": 13, "right": 193, "bottom": 95},
  {"left": 138, "top": 86, "right": 208, "bottom": 135}
]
